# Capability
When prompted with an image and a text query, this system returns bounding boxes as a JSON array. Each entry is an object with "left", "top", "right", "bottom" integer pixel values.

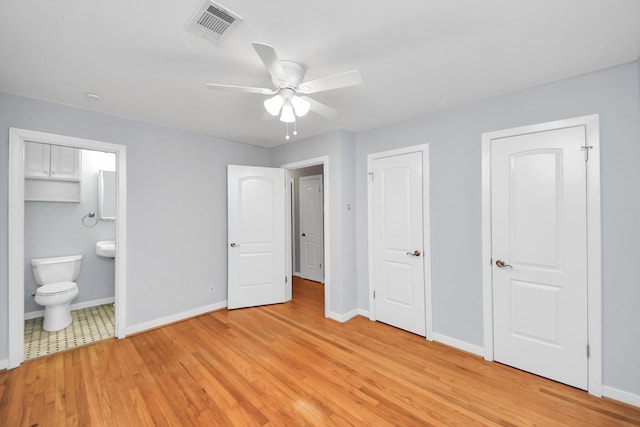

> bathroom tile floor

[{"left": 24, "top": 304, "right": 115, "bottom": 360}]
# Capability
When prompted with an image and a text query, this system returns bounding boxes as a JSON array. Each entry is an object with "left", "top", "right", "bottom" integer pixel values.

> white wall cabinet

[
  {"left": 25, "top": 141, "right": 81, "bottom": 180},
  {"left": 25, "top": 142, "right": 81, "bottom": 202}
]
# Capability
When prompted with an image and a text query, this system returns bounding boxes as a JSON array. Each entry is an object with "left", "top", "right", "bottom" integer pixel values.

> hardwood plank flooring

[{"left": 1, "top": 277, "right": 639, "bottom": 426}]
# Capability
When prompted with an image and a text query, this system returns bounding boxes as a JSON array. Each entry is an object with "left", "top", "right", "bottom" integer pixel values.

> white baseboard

[
  {"left": 126, "top": 301, "right": 227, "bottom": 335},
  {"left": 356, "top": 309, "right": 370, "bottom": 318},
  {"left": 433, "top": 332, "right": 484, "bottom": 356},
  {"left": 603, "top": 385, "right": 640, "bottom": 408},
  {"left": 326, "top": 308, "right": 364, "bottom": 323},
  {"left": 24, "top": 297, "right": 115, "bottom": 320},
  {"left": 0, "top": 359, "right": 8, "bottom": 371}
]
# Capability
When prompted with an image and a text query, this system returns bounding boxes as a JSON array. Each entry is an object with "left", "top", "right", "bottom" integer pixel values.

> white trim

[
  {"left": 290, "top": 177, "right": 297, "bottom": 287},
  {"left": 480, "top": 114, "right": 602, "bottom": 396},
  {"left": 366, "top": 144, "right": 433, "bottom": 340},
  {"left": 8, "top": 128, "right": 128, "bottom": 369},
  {"left": 603, "top": 386, "right": 640, "bottom": 408},
  {"left": 126, "top": 301, "right": 227, "bottom": 335},
  {"left": 281, "top": 156, "right": 331, "bottom": 318},
  {"left": 356, "top": 309, "right": 370, "bottom": 318},
  {"left": 25, "top": 297, "right": 115, "bottom": 320},
  {"left": 326, "top": 308, "right": 360, "bottom": 323},
  {"left": 0, "top": 359, "right": 7, "bottom": 371},
  {"left": 433, "top": 333, "right": 484, "bottom": 357}
]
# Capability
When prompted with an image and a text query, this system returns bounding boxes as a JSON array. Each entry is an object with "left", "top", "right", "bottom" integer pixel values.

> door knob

[
  {"left": 495, "top": 259, "right": 512, "bottom": 268},
  {"left": 406, "top": 250, "right": 421, "bottom": 257},
  {"left": 230, "top": 242, "right": 238, "bottom": 247},
  {"left": 301, "top": 233, "right": 306, "bottom": 237}
]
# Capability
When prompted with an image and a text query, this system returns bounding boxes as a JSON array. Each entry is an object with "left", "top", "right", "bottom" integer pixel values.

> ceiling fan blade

[
  {"left": 205, "top": 83, "right": 275, "bottom": 95},
  {"left": 298, "top": 70, "right": 362, "bottom": 94},
  {"left": 252, "top": 42, "right": 284, "bottom": 80},
  {"left": 301, "top": 96, "right": 339, "bottom": 119}
]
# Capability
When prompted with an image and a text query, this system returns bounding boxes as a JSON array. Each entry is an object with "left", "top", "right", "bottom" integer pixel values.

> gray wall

[
  {"left": 2, "top": 60, "right": 639, "bottom": 398},
  {"left": 355, "top": 61, "right": 640, "bottom": 396},
  {"left": 0, "top": 92, "right": 270, "bottom": 361},
  {"left": 270, "top": 131, "right": 357, "bottom": 316},
  {"left": 290, "top": 165, "right": 323, "bottom": 274},
  {"left": 24, "top": 149, "right": 116, "bottom": 313}
]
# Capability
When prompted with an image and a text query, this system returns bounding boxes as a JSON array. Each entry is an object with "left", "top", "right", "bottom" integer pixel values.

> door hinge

[
  {"left": 373, "top": 290, "right": 376, "bottom": 299},
  {"left": 319, "top": 263, "right": 322, "bottom": 268},
  {"left": 587, "top": 344, "right": 590, "bottom": 358},
  {"left": 285, "top": 276, "right": 288, "bottom": 283},
  {"left": 581, "top": 145, "right": 593, "bottom": 161}
]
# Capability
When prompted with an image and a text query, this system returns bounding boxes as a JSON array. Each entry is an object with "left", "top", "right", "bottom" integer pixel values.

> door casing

[
  {"left": 481, "top": 115, "right": 602, "bottom": 396},
  {"left": 8, "top": 128, "right": 128, "bottom": 369},
  {"left": 367, "top": 144, "right": 433, "bottom": 341}
]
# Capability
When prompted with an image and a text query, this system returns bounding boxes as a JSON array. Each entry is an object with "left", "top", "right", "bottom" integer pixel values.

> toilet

[{"left": 31, "top": 255, "right": 82, "bottom": 332}]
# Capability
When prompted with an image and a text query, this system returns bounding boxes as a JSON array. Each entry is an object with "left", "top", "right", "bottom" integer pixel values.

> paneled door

[
  {"left": 490, "top": 125, "right": 589, "bottom": 389},
  {"left": 369, "top": 150, "right": 426, "bottom": 336},
  {"left": 227, "top": 165, "right": 286, "bottom": 309},
  {"left": 299, "top": 175, "right": 324, "bottom": 282}
]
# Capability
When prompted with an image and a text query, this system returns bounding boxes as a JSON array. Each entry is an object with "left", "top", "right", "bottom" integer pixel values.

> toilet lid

[{"left": 37, "top": 281, "right": 76, "bottom": 296}]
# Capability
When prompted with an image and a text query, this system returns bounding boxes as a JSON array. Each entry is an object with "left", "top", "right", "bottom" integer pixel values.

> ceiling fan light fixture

[
  {"left": 291, "top": 96, "right": 310, "bottom": 117},
  {"left": 264, "top": 94, "right": 284, "bottom": 116},
  {"left": 279, "top": 103, "right": 296, "bottom": 123}
]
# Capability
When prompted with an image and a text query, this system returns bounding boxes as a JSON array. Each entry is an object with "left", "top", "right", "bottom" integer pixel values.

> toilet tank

[{"left": 31, "top": 255, "right": 82, "bottom": 286}]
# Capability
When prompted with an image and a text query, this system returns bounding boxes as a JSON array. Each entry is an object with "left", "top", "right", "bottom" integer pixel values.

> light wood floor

[{"left": 1, "top": 277, "right": 639, "bottom": 426}]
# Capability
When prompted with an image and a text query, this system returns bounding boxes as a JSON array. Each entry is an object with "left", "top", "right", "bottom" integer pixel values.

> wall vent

[{"left": 187, "top": 0, "right": 243, "bottom": 42}]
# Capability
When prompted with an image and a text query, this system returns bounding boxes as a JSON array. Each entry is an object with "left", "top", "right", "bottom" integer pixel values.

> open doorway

[
  {"left": 290, "top": 165, "right": 324, "bottom": 283},
  {"left": 282, "top": 156, "right": 330, "bottom": 317},
  {"left": 8, "top": 128, "right": 127, "bottom": 369}
]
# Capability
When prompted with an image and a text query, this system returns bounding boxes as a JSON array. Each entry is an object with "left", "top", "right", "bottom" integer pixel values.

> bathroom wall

[
  {"left": 24, "top": 149, "right": 116, "bottom": 315},
  {"left": 289, "top": 165, "right": 324, "bottom": 274}
]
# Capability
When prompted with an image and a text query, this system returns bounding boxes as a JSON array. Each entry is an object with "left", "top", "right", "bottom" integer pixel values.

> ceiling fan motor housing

[{"left": 273, "top": 61, "right": 305, "bottom": 91}]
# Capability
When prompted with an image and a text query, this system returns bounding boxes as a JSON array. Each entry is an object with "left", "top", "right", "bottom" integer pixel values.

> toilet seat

[{"left": 37, "top": 281, "right": 77, "bottom": 296}]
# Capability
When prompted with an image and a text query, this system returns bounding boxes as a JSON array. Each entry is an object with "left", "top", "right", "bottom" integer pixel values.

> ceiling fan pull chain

[
  {"left": 285, "top": 122, "right": 290, "bottom": 140},
  {"left": 293, "top": 119, "right": 298, "bottom": 136}
]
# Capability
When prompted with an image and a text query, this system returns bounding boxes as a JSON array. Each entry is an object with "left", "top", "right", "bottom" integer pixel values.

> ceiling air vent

[{"left": 187, "top": 0, "right": 243, "bottom": 42}]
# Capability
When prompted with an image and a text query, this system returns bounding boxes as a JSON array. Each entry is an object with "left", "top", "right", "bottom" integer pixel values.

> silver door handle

[
  {"left": 495, "top": 259, "right": 512, "bottom": 268},
  {"left": 406, "top": 250, "right": 421, "bottom": 257}
]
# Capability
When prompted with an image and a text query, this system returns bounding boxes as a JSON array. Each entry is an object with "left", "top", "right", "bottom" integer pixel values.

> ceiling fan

[{"left": 206, "top": 42, "right": 362, "bottom": 139}]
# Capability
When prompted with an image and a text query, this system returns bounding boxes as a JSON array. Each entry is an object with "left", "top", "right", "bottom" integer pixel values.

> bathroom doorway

[
  {"left": 23, "top": 148, "right": 117, "bottom": 359},
  {"left": 8, "top": 128, "right": 127, "bottom": 368}
]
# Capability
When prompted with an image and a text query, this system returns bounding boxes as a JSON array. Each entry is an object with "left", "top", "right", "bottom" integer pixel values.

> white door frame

[
  {"left": 367, "top": 144, "right": 433, "bottom": 341},
  {"left": 8, "top": 128, "right": 128, "bottom": 369},
  {"left": 481, "top": 115, "right": 602, "bottom": 396},
  {"left": 281, "top": 156, "right": 330, "bottom": 318}
]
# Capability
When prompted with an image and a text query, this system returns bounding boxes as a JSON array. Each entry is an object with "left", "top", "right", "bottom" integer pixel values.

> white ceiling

[{"left": 1, "top": 0, "right": 639, "bottom": 148}]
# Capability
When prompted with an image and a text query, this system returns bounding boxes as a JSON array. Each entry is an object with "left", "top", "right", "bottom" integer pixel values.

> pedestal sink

[{"left": 96, "top": 240, "right": 116, "bottom": 258}]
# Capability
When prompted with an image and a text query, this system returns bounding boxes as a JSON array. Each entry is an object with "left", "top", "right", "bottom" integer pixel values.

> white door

[
  {"left": 299, "top": 175, "right": 324, "bottom": 282},
  {"left": 227, "top": 165, "right": 286, "bottom": 309},
  {"left": 370, "top": 151, "right": 426, "bottom": 336},
  {"left": 491, "top": 126, "right": 588, "bottom": 389}
]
